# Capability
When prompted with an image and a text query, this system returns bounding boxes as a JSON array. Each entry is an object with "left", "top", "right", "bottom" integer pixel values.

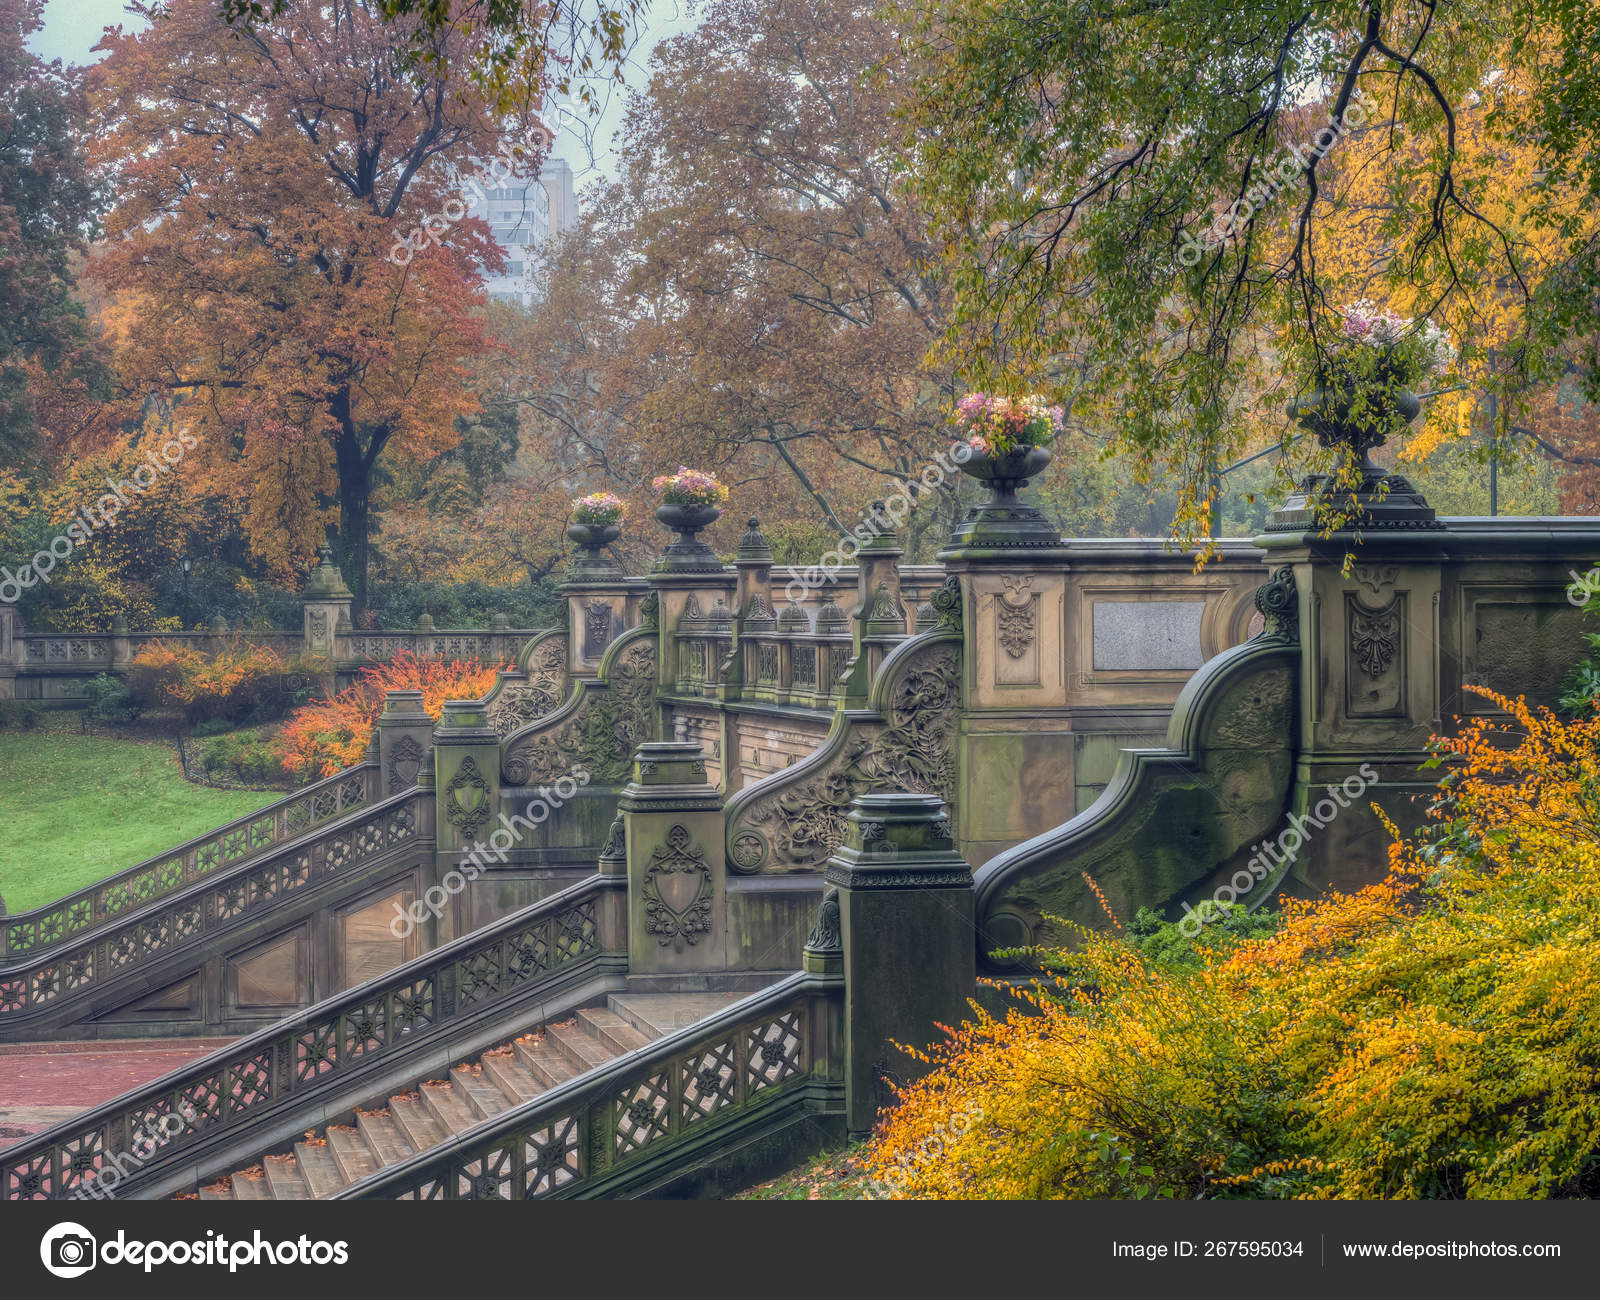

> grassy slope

[
  {"left": 733, "top": 1142, "right": 876, "bottom": 1200},
  {"left": 0, "top": 721, "right": 277, "bottom": 913}
]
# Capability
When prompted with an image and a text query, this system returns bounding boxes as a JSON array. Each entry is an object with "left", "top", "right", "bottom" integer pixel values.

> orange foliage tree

[
  {"left": 276, "top": 651, "right": 505, "bottom": 777},
  {"left": 85, "top": 0, "right": 534, "bottom": 607}
]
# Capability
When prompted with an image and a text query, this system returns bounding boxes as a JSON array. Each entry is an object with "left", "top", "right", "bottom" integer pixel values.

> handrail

[
  {"left": 0, "top": 873, "right": 621, "bottom": 1200},
  {"left": 332, "top": 969, "right": 840, "bottom": 1200},
  {"left": 0, "top": 785, "right": 418, "bottom": 1029},
  {"left": 0, "top": 763, "right": 378, "bottom": 962}
]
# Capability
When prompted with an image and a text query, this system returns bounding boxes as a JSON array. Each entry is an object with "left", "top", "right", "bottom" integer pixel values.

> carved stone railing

[
  {"left": 340, "top": 628, "right": 530, "bottom": 664},
  {"left": 0, "top": 763, "right": 378, "bottom": 961},
  {"left": 332, "top": 969, "right": 841, "bottom": 1200},
  {"left": 501, "top": 628, "right": 657, "bottom": 788},
  {"left": 972, "top": 623, "right": 1299, "bottom": 968},
  {"left": 722, "top": 631, "right": 961, "bottom": 874},
  {"left": 0, "top": 787, "right": 419, "bottom": 1031},
  {"left": 0, "top": 875, "right": 620, "bottom": 1200},
  {"left": 474, "top": 630, "right": 570, "bottom": 737}
]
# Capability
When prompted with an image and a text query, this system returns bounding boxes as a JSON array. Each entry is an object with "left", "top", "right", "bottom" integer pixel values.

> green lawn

[{"left": 0, "top": 721, "right": 278, "bottom": 913}]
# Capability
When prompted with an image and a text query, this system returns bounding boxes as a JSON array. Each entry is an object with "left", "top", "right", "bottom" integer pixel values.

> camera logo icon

[{"left": 41, "top": 1222, "right": 97, "bottom": 1278}]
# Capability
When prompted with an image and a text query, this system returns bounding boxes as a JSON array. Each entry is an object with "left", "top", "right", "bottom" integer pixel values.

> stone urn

[
  {"left": 1270, "top": 377, "right": 1438, "bottom": 532},
  {"left": 653, "top": 502, "right": 724, "bottom": 573},
  {"left": 565, "top": 520, "right": 623, "bottom": 580},
  {"left": 941, "top": 444, "right": 1059, "bottom": 555},
  {"left": 1287, "top": 380, "right": 1422, "bottom": 466}
]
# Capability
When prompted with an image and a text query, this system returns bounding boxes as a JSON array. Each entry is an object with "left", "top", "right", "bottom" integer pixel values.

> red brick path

[{"left": 0, "top": 1038, "right": 232, "bottom": 1148}]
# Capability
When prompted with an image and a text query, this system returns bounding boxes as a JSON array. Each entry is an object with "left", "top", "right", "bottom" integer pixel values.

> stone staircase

[{"left": 187, "top": 993, "right": 736, "bottom": 1200}]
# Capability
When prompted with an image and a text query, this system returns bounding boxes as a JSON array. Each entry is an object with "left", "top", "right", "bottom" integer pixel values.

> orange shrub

[
  {"left": 275, "top": 650, "right": 505, "bottom": 778},
  {"left": 127, "top": 637, "right": 316, "bottom": 724}
]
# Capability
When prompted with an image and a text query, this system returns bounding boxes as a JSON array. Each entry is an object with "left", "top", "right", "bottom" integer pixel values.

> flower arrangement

[
  {"left": 1324, "top": 300, "right": 1454, "bottom": 387},
  {"left": 953, "top": 392, "right": 1065, "bottom": 457},
  {"left": 652, "top": 466, "right": 729, "bottom": 507},
  {"left": 570, "top": 491, "right": 625, "bottom": 526}
]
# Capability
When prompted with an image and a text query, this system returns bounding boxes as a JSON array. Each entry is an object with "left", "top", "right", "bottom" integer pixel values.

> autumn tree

[
  {"left": 0, "top": 0, "right": 106, "bottom": 467},
  {"left": 85, "top": 0, "right": 535, "bottom": 609},
  {"left": 905, "top": 0, "right": 1600, "bottom": 543}
]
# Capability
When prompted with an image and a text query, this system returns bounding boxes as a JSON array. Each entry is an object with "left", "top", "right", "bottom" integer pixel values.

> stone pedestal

[
  {"left": 300, "top": 545, "right": 353, "bottom": 657},
  {"left": 939, "top": 504, "right": 1074, "bottom": 866},
  {"left": 618, "top": 741, "right": 727, "bottom": 975},
  {"left": 376, "top": 689, "right": 433, "bottom": 796},
  {"left": 827, "top": 792, "right": 975, "bottom": 1135}
]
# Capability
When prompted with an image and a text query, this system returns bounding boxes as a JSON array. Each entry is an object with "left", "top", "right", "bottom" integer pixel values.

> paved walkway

[{"left": 0, "top": 1038, "right": 233, "bottom": 1148}]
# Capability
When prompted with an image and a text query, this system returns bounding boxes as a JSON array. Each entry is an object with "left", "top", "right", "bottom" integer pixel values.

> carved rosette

[
  {"left": 501, "top": 638, "right": 656, "bottom": 786},
  {"left": 728, "top": 642, "right": 961, "bottom": 872},
  {"left": 642, "top": 825, "right": 713, "bottom": 951},
  {"left": 1253, "top": 567, "right": 1299, "bottom": 641}
]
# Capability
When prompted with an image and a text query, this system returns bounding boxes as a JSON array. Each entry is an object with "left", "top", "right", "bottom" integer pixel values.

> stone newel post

[
  {"left": 618, "top": 741, "right": 727, "bottom": 976},
  {"left": 826, "top": 792, "right": 975, "bottom": 1135},
  {"left": 431, "top": 698, "right": 501, "bottom": 940},
  {"left": 375, "top": 689, "right": 433, "bottom": 796},
  {"left": 300, "top": 545, "right": 354, "bottom": 657}
]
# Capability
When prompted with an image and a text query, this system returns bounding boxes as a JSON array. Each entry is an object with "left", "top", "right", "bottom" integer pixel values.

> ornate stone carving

[
  {"left": 1253, "top": 566, "right": 1299, "bottom": 641},
  {"left": 386, "top": 735, "right": 424, "bottom": 794},
  {"left": 444, "top": 756, "right": 493, "bottom": 838},
  {"left": 641, "top": 825, "right": 712, "bottom": 951},
  {"left": 1351, "top": 564, "right": 1398, "bottom": 600},
  {"left": 598, "top": 814, "right": 626, "bottom": 863},
  {"left": 307, "top": 609, "right": 329, "bottom": 641},
  {"left": 1350, "top": 598, "right": 1401, "bottom": 677},
  {"left": 803, "top": 885, "right": 842, "bottom": 955},
  {"left": 487, "top": 636, "right": 568, "bottom": 737},
  {"left": 996, "top": 575, "right": 1036, "bottom": 658},
  {"left": 729, "top": 642, "right": 960, "bottom": 871},
  {"left": 930, "top": 575, "right": 963, "bottom": 632},
  {"left": 584, "top": 601, "right": 614, "bottom": 657},
  {"left": 502, "top": 639, "right": 656, "bottom": 786},
  {"left": 640, "top": 590, "right": 659, "bottom": 629}
]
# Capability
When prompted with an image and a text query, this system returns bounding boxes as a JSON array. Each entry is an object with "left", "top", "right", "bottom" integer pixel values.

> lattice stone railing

[
  {"left": 0, "top": 876, "right": 616, "bottom": 1200},
  {"left": 0, "top": 786, "right": 416, "bottom": 1028},
  {"left": 0, "top": 763, "right": 377, "bottom": 962},
  {"left": 334, "top": 970, "right": 840, "bottom": 1201},
  {"left": 341, "top": 630, "right": 526, "bottom": 663}
]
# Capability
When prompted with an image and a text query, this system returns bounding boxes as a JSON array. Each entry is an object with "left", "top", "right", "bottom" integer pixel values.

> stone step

[
  {"left": 355, "top": 1109, "right": 415, "bottom": 1168},
  {"left": 607, "top": 992, "right": 742, "bottom": 1040},
  {"left": 293, "top": 1140, "right": 348, "bottom": 1199},
  {"left": 197, "top": 1179, "right": 233, "bottom": 1201},
  {"left": 325, "top": 1125, "right": 380, "bottom": 1185},
  {"left": 262, "top": 1154, "right": 308, "bottom": 1200},
  {"left": 419, "top": 1079, "right": 478, "bottom": 1136},
  {"left": 450, "top": 1062, "right": 511, "bottom": 1123},
  {"left": 229, "top": 1166, "right": 271, "bottom": 1201},
  {"left": 514, "top": 1035, "right": 579, "bottom": 1089},
  {"left": 546, "top": 1022, "right": 610, "bottom": 1074},
  {"left": 389, "top": 1092, "right": 448, "bottom": 1152},
  {"left": 481, "top": 1047, "right": 543, "bottom": 1105},
  {"left": 577, "top": 1007, "right": 652, "bottom": 1055}
]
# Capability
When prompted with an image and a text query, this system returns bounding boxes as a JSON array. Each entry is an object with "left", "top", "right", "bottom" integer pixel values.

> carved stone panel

[
  {"left": 1345, "top": 591, "right": 1405, "bottom": 718},
  {"left": 994, "top": 575, "right": 1040, "bottom": 685}
]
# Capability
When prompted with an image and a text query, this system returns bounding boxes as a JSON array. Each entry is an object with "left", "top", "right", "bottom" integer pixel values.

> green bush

[
  {"left": 192, "top": 717, "right": 233, "bottom": 737},
  {"left": 199, "top": 730, "right": 291, "bottom": 785},
  {"left": 366, "top": 579, "right": 562, "bottom": 632},
  {"left": 86, "top": 673, "right": 140, "bottom": 723},
  {"left": 0, "top": 699, "right": 40, "bottom": 729}
]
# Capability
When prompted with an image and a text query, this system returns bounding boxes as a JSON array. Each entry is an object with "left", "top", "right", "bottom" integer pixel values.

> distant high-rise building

[{"left": 467, "top": 156, "right": 578, "bottom": 307}]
